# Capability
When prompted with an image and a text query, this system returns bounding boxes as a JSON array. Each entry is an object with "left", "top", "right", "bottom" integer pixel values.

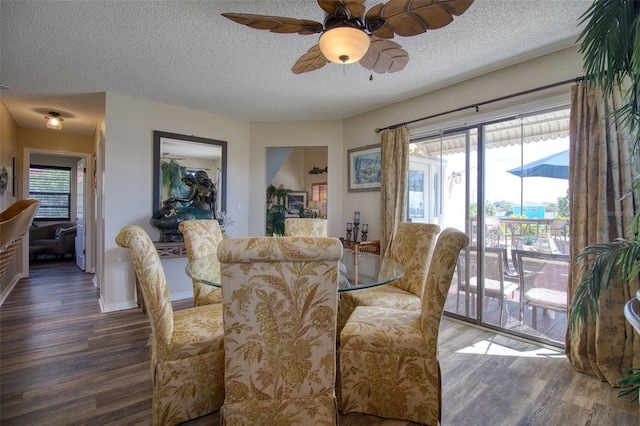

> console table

[
  {"left": 339, "top": 238, "right": 381, "bottom": 255},
  {"left": 135, "top": 241, "right": 187, "bottom": 313}
]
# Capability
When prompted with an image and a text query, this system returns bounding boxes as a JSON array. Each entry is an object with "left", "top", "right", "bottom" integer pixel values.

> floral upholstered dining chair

[
  {"left": 179, "top": 219, "right": 224, "bottom": 306},
  {"left": 283, "top": 217, "right": 328, "bottom": 237},
  {"left": 337, "top": 222, "right": 440, "bottom": 334},
  {"left": 217, "top": 236, "right": 342, "bottom": 425},
  {"left": 116, "top": 225, "right": 225, "bottom": 426},
  {"left": 339, "top": 227, "right": 469, "bottom": 425}
]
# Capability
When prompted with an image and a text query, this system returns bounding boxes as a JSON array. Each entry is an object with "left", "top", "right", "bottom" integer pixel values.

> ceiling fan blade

[
  {"left": 317, "top": 0, "right": 366, "bottom": 18},
  {"left": 291, "top": 45, "right": 329, "bottom": 74},
  {"left": 365, "top": 4, "right": 395, "bottom": 39},
  {"left": 372, "top": 0, "right": 474, "bottom": 38},
  {"left": 221, "top": 13, "right": 323, "bottom": 35},
  {"left": 359, "top": 36, "right": 409, "bottom": 74}
]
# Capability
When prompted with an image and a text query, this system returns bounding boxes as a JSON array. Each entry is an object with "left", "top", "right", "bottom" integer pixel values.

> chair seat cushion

[
  {"left": 341, "top": 306, "right": 427, "bottom": 356},
  {"left": 344, "top": 284, "right": 421, "bottom": 311},
  {"left": 161, "top": 303, "right": 225, "bottom": 361},
  {"left": 524, "top": 288, "right": 567, "bottom": 311},
  {"left": 465, "top": 277, "right": 519, "bottom": 298}
]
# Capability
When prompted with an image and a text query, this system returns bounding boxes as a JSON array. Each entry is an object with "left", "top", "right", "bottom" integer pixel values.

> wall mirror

[{"left": 153, "top": 131, "right": 227, "bottom": 220}]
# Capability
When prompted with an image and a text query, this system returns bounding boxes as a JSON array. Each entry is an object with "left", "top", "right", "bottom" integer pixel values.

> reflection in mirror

[
  {"left": 152, "top": 131, "right": 227, "bottom": 242},
  {"left": 265, "top": 147, "right": 327, "bottom": 236}
]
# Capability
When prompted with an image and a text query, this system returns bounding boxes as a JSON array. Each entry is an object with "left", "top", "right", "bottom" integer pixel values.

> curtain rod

[{"left": 374, "top": 76, "right": 584, "bottom": 133}]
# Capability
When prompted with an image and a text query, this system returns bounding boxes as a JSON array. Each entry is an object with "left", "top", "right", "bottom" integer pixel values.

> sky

[{"left": 447, "top": 138, "right": 570, "bottom": 206}]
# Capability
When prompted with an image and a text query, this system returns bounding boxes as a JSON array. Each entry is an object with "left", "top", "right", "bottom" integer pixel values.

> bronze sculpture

[{"left": 151, "top": 170, "right": 218, "bottom": 242}]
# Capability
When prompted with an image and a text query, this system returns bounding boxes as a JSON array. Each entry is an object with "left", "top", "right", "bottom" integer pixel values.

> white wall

[
  {"left": 248, "top": 120, "right": 344, "bottom": 238},
  {"left": 341, "top": 45, "right": 585, "bottom": 241},
  {"left": 101, "top": 93, "right": 250, "bottom": 312}
]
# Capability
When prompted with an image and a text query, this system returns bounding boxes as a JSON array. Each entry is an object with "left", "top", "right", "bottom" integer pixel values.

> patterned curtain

[
  {"left": 380, "top": 127, "right": 409, "bottom": 256},
  {"left": 566, "top": 81, "right": 640, "bottom": 386}
]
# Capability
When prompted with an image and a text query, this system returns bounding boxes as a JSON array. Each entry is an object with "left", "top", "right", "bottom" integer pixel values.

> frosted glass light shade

[{"left": 319, "top": 27, "right": 370, "bottom": 64}]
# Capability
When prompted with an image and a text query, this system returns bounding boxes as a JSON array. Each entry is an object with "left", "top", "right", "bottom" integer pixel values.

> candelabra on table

[{"left": 361, "top": 223, "right": 368, "bottom": 241}]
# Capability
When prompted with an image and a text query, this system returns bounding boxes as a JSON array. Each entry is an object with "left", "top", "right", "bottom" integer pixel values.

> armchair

[
  {"left": 337, "top": 222, "right": 440, "bottom": 334},
  {"left": 283, "top": 217, "right": 328, "bottom": 236},
  {"left": 116, "top": 225, "right": 225, "bottom": 426},
  {"left": 179, "top": 219, "right": 223, "bottom": 306},
  {"left": 338, "top": 227, "right": 469, "bottom": 425},
  {"left": 217, "top": 236, "right": 342, "bottom": 425}
]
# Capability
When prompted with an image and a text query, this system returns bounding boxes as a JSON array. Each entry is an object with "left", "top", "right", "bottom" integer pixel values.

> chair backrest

[
  {"left": 421, "top": 227, "right": 469, "bottom": 355},
  {"left": 217, "top": 236, "right": 342, "bottom": 422},
  {"left": 179, "top": 219, "right": 224, "bottom": 305},
  {"left": 284, "top": 218, "right": 328, "bottom": 237},
  {"left": 387, "top": 222, "right": 441, "bottom": 296},
  {"left": 512, "top": 249, "right": 570, "bottom": 296},
  {"left": 550, "top": 219, "right": 568, "bottom": 232},
  {"left": 115, "top": 225, "right": 173, "bottom": 343},
  {"left": 457, "top": 246, "right": 507, "bottom": 285},
  {"left": 0, "top": 199, "right": 40, "bottom": 282},
  {"left": 485, "top": 217, "right": 502, "bottom": 245}
]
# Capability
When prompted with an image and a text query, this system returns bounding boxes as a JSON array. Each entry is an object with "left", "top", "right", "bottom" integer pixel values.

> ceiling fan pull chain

[{"left": 369, "top": 71, "right": 373, "bottom": 81}]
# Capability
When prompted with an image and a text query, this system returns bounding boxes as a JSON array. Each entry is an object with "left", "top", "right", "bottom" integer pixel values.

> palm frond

[
  {"left": 617, "top": 367, "right": 640, "bottom": 402},
  {"left": 570, "top": 238, "right": 640, "bottom": 331},
  {"left": 578, "top": 0, "right": 640, "bottom": 152}
]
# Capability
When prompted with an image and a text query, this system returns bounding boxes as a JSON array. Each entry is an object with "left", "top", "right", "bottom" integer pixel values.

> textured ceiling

[{"left": 0, "top": 1, "right": 591, "bottom": 136}]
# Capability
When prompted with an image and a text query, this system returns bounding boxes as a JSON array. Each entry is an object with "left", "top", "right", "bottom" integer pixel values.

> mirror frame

[{"left": 152, "top": 130, "right": 227, "bottom": 219}]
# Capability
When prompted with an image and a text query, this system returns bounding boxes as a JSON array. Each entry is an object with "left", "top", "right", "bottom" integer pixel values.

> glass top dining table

[{"left": 185, "top": 250, "right": 404, "bottom": 292}]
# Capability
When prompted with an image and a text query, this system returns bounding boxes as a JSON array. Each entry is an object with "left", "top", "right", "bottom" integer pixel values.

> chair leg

[{"left": 531, "top": 307, "right": 538, "bottom": 330}]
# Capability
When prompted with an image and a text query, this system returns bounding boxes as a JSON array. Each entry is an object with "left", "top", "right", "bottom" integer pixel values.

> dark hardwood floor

[{"left": 1, "top": 259, "right": 637, "bottom": 425}]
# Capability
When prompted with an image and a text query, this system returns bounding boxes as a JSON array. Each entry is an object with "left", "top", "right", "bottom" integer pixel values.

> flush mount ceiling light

[
  {"left": 45, "top": 111, "right": 63, "bottom": 130},
  {"left": 222, "top": 0, "right": 474, "bottom": 75}
]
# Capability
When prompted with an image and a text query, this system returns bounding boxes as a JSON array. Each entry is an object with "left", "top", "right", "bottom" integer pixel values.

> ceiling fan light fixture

[
  {"left": 45, "top": 111, "right": 63, "bottom": 130},
  {"left": 319, "top": 27, "right": 370, "bottom": 64}
]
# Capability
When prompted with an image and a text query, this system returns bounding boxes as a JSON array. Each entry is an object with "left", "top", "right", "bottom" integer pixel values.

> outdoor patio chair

[
  {"left": 512, "top": 249, "right": 569, "bottom": 330},
  {"left": 456, "top": 246, "right": 519, "bottom": 324},
  {"left": 485, "top": 217, "right": 503, "bottom": 247}
]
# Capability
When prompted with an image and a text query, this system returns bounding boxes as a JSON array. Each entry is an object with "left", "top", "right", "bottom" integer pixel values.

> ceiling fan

[{"left": 222, "top": 0, "right": 474, "bottom": 75}]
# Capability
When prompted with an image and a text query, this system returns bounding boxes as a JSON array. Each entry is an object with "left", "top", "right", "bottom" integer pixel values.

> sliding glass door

[{"left": 410, "top": 107, "right": 570, "bottom": 347}]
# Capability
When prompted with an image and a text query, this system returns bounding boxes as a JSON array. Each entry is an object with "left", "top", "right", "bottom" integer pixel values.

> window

[
  {"left": 311, "top": 182, "right": 327, "bottom": 218},
  {"left": 29, "top": 165, "right": 71, "bottom": 220}
]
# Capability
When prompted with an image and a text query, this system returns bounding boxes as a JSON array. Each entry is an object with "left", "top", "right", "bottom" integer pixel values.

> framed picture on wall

[
  {"left": 287, "top": 192, "right": 307, "bottom": 215},
  {"left": 348, "top": 144, "right": 381, "bottom": 192}
]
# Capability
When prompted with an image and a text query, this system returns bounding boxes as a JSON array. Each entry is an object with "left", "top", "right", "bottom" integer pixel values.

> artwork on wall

[
  {"left": 287, "top": 192, "right": 307, "bottom": 215},
  {"left": 348, "top": 144, "right": 381, "bottom": 192},
  {"left": 0, "top": 166, "right": 8, "bottom": 195}
]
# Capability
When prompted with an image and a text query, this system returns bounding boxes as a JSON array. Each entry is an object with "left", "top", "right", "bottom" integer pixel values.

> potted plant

[
  {"left": 274, "top": 184, "right": 292, "bottom": 208},
  {"left": 265, "top": 184, "right": 291, "bottom": 236},
  {"left": 266, "top": 184, "right": 277, "bottom": 208},
  {"left": 568, "top": 0, "right": 640, "bottom": 402}
]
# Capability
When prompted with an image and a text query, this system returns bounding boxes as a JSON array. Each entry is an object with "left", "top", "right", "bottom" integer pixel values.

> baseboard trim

[
  {"left": 0, "top": 274, "right": 23, "bottom": 307},
  {"left": 99, "top": 290, "right": 194, "bottom": 313}
]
